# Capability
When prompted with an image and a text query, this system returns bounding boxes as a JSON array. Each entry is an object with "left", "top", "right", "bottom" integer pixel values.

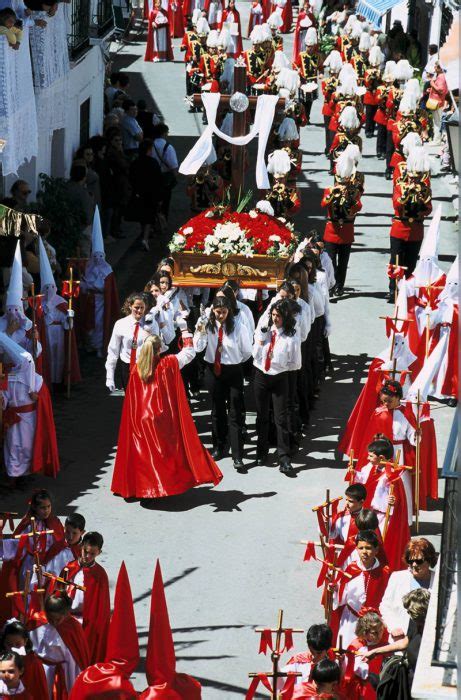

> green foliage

[{"left": 29, "top": 173, "right": 86, "bottom": 265}]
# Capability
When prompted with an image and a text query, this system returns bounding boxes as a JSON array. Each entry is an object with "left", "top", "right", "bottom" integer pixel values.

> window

[
  {"left": 68, "top": 0, "right": 91, "bottom": 59},
  {"left": 79, "top": 98, "right": 91, "bottom": 147}
]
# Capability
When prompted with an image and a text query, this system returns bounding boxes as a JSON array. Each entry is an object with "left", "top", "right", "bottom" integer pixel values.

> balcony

[
  {"left": 68, "top": 0, "right": 91, "bottom": 60},
  {"left": 0, "top": 31, "right": 38, "bottom": 177},
  {"left": 90, "top": 0, "right": 115, "bottom": 40}
]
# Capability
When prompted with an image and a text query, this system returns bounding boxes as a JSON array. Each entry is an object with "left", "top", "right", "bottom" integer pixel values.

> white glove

[
  {"left": 67, "top": 309, "right": 75, "bottom": 318},
  {"left": 106, "top": 380, "right": 116, "bottom": 392},
  {"left": 177, "top": 317, "right": 188, "bottom": 332}
]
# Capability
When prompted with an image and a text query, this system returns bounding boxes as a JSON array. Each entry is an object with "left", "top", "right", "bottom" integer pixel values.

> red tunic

[
  {"left": 321, "top": 187, "right": 361, "bottom": 245},
  {"left": 145, "top": 8, "right": 174, "bottom": 62},
  {"left": 63, "top": 559, "right": 111, "bottom": 665},
  {"left": 342, "top": 635, "right": 388, "bottom": 699},
  {"left": 389, "top": 183, "right": 432, "bottom": 242},
  {"left": 218, "top": 8, "right": 243, "bottom": 57},
  {"left": 111, "top": 355, "right": 223, "bottom": 498},
  {"left": 167, "top": 0, "right": 184, "bottom": 37},
  {"left": 22, "top": 652, "right": 48, "bottom": 698}
]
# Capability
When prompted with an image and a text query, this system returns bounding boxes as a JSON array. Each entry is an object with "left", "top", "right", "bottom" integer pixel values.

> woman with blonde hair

[{"left": 111, "top": 328, "right": 222, "bottom": 499}]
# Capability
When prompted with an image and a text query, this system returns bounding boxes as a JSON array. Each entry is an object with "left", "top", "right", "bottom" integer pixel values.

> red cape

[
  {"left": 57, "top": 302, "right": 82, "bottom": 384},
  {"left": 219, "top": 9, "right": 243, "bottom": 56},
  {"left": 145, "top": 9, "right": 175, "bottom": 62},
  {"left": 139, "top": 675, "right": 202, "bottom": 699},
  {"left": 69, "top": 665, "right": 138, "bottom": 699},
  {"left": 23, "top": 651, "right": 48, "bottom": 698},
  {"left": 55, "top": 615, "right": 91, "bottom": 691},
  {"left": 35, "top": 308, "right": 52, "bottom": 387},
  {"left": 64, "top": 560, "right": 110, "bottom": 664},
  {"left": 111, "top": 355, "right": 223, "bottom": 498},
  {"left": 32, "top": 382, "right": 60, "bottom": 478},
  {"left": 168, "top": 0, "right": 184, "bottom": 37},
  {"left": 430, "top": 305, "right": 458, "bottom": 397}
]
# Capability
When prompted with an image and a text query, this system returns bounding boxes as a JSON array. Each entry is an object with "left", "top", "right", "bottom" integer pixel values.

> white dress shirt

[
  {"left": 257, "top": 294, "right": 309, "bottom": 342},
  {"left": 193, "top": 316, "right": 252, "bottom": 364},
  {"left": 253, "top": 325, "right": 301, "bottom": 375},
  {"left": 105, "top": 315, "right": 153, "bottom": 384},
  {"left": 237, "top": 299, "right": 255, "bottom": 335}
]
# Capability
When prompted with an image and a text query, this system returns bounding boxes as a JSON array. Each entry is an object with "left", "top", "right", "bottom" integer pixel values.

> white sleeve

[
  {"left": 354, "top": 654, "right": 369, "bottom": 680},
  {"left": 379, "top": 576, "right": 405, "bottom": 633},
  {"left": 176, "top": 337, "right": 196, "bottom": 369},
  {"left": 105, "top": 322, "right": 123, "bottom": 384},
  {"left": 239, "top": 323, "right": 253, "bottom": 362}
]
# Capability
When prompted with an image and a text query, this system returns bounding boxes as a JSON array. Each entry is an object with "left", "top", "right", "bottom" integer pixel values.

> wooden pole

[
  {"left": 415, "top": 390, "right": 422, "bottom": 533},
  {"left": 231, "top": 65, "right": 248, "bottom": 203},
  {"left": 66, "top": 267, "right": 73, "bottom": 400},
  {"left": 30, "top": 283, "right": 37, "bottom": 362},
  {"left": 382, "top": 484, "right": 394, "bottom": 541}
]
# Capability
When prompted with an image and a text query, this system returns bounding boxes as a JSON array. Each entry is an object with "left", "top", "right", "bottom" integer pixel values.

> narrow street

[{"left": 1, "top": 8, "right": 457, "bottom": 696}]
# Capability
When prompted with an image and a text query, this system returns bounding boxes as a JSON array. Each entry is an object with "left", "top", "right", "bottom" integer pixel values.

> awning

[{"left": 356, "top": 0, "right": 404, "bottom": 27}]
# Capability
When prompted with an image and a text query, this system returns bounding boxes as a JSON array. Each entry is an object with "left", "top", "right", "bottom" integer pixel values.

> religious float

[{"left": 169, "top": 206, "right": 297, "bottom": 287}]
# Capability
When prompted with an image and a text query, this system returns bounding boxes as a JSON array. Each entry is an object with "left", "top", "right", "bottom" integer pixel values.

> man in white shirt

[
  {"left": 121, "top": 99, "right": 143, "bottom": 157},
  {"left": 422, "top": 44, "right": 438, "bottom": 83},
  {"left": 152, "top": 122, "right": 179, "bottom": 218}
]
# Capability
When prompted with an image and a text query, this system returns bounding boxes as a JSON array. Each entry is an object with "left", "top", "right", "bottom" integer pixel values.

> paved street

[{"left": 1, "top": 8, "right": 458, "bottom": 696}]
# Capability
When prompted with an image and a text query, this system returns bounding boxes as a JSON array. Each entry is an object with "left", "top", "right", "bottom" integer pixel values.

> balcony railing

[
  {"left": 68, "top": 0, "right": 91, "bottom": 60},
  {"left": 91, "top": 0, "right": 115, "bottom": 38}
]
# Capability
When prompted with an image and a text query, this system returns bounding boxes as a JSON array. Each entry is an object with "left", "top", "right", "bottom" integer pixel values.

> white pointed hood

[
  {"left": 92, "top": 206, "right": 105, "bottom": 256},
  {"left": 439, "top": 256, "right": 459, "bottom": 303},
  {"left": 84, "top": 206, "right": 113, "bottom": 286},
  {"left": 0, "top": 331, "right": 35, "bottom": 391},
  {"left": 412, "top": 206, "right": 444, "bottom": 287},
  {"left": 6, "top": 240, "right": 24, "bottom": 310},
  {"left": 39, "top": 236, "right": 56, "bottom": 294},
  {"left": 407, "top": 332, "right": 449, "bottom": 402},
  {"left": 379, "top": 333, "right": 417, "bottom": 373}
]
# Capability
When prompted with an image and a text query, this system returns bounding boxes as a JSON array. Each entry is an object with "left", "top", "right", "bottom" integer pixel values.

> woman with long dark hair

[
  {"left": 252, "top": 299, "right": 301, "bottom": 475},
  {"left": 193, "top": 297, "right": 252, "bottom": 470},
  {"left": 111, "top": 333, "right": 222, "bottom": 498}
]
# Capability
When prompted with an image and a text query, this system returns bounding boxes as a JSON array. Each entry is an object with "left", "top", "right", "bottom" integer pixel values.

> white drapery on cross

[{"left": 179, "top": 93, "right": 279, "bottom": 189}]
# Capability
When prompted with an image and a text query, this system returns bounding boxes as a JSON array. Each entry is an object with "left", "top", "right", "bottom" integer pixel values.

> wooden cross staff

[
  {"left": 414, "top": 390, "right": 423, "bottom": 533},
  {"left": 378, "top": 449, "right": 412, "bottom": 539},
  {"left": 14, "top": 517, "right": 54, "bottom": 545},
  {"left": 389, "top": 255, "right": 408, "bottom": 303},
  {"left": 346, "top": 450, "right": 358, "bottom": 483},
  {"left": 249, "top": 610, "right": 304, "bottom": 700},
  {"left": 192, "top": 64, "right": 286, "bottom": 198},
  {"left": 40, "top": 570, "right": 86, "bottom": 593},
  {"left": 418, "top": 281, "right": 445, "bottom": 358},
  {"left": 312, "top": 490, "right": 342, "bottom": 539},
  {"left": 5, "top": 570, "right": 45, "bottom": 623}
]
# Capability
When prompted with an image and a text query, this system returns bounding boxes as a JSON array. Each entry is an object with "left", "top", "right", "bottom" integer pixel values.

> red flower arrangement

[{"left": 169, "top": 207, "right": 297, "bottom": 259}]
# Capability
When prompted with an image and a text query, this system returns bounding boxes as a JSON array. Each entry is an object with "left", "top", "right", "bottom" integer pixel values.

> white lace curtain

[
  {"left": 29, "top": 3, "right": 70, "bottom": 89},
  {"left": 0, "top": 30, "right": 38, "bottom": 176}
]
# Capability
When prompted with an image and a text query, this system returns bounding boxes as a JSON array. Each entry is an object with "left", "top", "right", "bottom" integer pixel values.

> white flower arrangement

[{"left": 203, "top": 221, "right": 254, "bottom": 258}]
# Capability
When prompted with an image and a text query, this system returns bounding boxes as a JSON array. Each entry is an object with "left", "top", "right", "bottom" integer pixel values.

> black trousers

[
  {"left": 287, "top": 370, "right": 300, "bottom": 435},
  {"left": 324, "top": 116, "right": 334, "bottom": 153},
  {"left": 365, "top": 104, "right": 377, "bottom": 135},
  {"left": 385, "top": 130, "right": 395, "bottom": 169},
  {"left": 324, "top": 241, "right": 352, "bottom": 289},
  {"left": 118, "top": 359, "right": 131, "bottom": 389},
  {"left": 389, "top": 237, "right": 423, "bottom": 295},
  {"left": 376, "top": 123, "right": 387, "bottom": 157},
  {"left": 253, "top": 368, "right": 290, "bottom": 460},
  {"left": 205, "top": 363, "right": 244, "bottom": 459},
  {"left": 297, "top": 339, "right": 310, "bottom": 423}
]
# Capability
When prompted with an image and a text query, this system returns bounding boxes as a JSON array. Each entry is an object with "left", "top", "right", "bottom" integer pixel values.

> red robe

[
  {"left": 111, "top": 355, "right": 223, "bottom": 498},
  {"left": 219, "top": 8, "right": 243, "bottom": 57},
  {"left": 291, "top": 9, "right": 316, "bottom": 60},
  {"left": 145, "top": 8, "right": 175, "bottom": 61},
  {"left": 31, "top": 382, "right": 60, "bottom": 478},
  {"left": 357, "top": 403, "right": 438, "bottom": 507},
  {"left": 69, "top": 665, "right": 138, "bottom": 699},
  {"left": 0, "top": 514, "right": 65, "bottom": 626},
  {"left": 430, "top": 304, "right": 458, "bottom": 398},
  {"left": 64, "top": 560, "right": 111, "bottom": 665},
  {"left": 168, "top": 0, "right": 185, "bottom": 37},
  {"left": 342, "top": 635, "right": 388, "bottom": 699},
  {"left": 271, "top": 0, "right": 292, "bottom": 33},
  {"left": 53, "top": 616, "right": 91, "bottom": 699},
  {"left": 22, "top": 652, "right": 48, "bottom": 698},
  {"left": 292, "top": 682, "right": 345, "bottom": 699},
  {"left": 79, "top": 272, "right": 120, "bottom": 355}
]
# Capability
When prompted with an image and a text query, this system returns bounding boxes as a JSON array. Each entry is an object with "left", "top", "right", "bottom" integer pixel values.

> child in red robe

[
  {"left": 342, "top": 610, "right": 389, "bottom": 699},
  {"left": 331, "top": 531, "right": 391, "bottom": 647},
  {"left": 41, "top": 512, "right": 85, "bottom": 577},
  {"left": 282, "top": 624, "right": 335, "bottom": 687},
  {"left": 329, "top": 484, "right": 367, "bottom": 545},
  {"left": 0, "top": 620, "right": 48, "bottom": 698},
  {"left": 28, "top": 593, "right": 90, "bottom": 698},
  {"left": 292, "top": 658, "right": 345, "bottom": 699},
  {"left": 0, "top": 652, "right": 33, "bottom": 699},
  {"left": 61, "top": 532, "right": 110, "bottom": 665}
]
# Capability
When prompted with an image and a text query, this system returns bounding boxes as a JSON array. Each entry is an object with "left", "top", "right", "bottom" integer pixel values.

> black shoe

[
  {"left": 211, "top": 448, "right": 225, "bottom": 460},
  {"left": 386, "top": 292, "right": 394, "bottom": 304},
  {"left": 447, "top": 398, "right": 458, "bottom": 407},
  {"left": 335, "top": 286, "right": 344, "bottom": 297},
  {"left": 330, "top": 284, "right": 338, "bottom": 297},
  {"left": 385, "top": 168, "right": 393, "bottom": 180},
  {"left": 301, "top": 421, "right": 309, "bottom": 434},
  {"left": 279, "top": 460, "right": 295, "bottom": 475},
  {"left": 325, "top": 364, "right": 334, "bottom": 376},
  {"left": 233, "top": 459, "right": 245, "bottom": 471},
  {"left": 256, "top": 452, "right": 268, "bottom": 466},
  {"left": 377, "top": 153, "right": 385, "bottom": 160}
]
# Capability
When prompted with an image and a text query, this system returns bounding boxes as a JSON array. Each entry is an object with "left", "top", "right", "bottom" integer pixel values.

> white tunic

[
  {"left": 30, "top": 622, "right": 82, "bottom": 697},
  {"left": 43, "top": 296, "right": 68, "bottom": 384},
  {"left": 355, "top": 462, "right": 413, "bottom": 524},
  {"left": 335, "top": 559, "right": 381, "bottom": 648}
]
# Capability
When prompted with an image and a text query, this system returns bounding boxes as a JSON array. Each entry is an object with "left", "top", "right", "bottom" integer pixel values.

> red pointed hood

[
  {"left": 105, "top": 561, "right": 139, "bottom": 678},
  {"left": 145, "top": 560, "right": 176, "bottom": 686}
]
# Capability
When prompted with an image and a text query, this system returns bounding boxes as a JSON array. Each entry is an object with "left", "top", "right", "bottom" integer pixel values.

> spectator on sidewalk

[
  {"left": 105, "top": 71, "right": 130, "bottom": 112},
  {"left": 65, "top": 164, "right": 95, "bottom": 256},
  {"left": 136, "top": 99, "right": 156, "bottom": 140},
  {"left": 74, "top": 144, "right": 101, "bottom": 208},
  {"left": 88, "top": 135, "right": 117, "bottom": 240},
  {"left": 121, "top": 100, "right": 143, "bottom": 158},
  {"left": 129, "top": 139, "right": 163, "bottom": 251},
  {"left": 105, "top": 128, "right": 131, "bottom": 239},
  {"left": 0, "top": 179, "right": 31, "bottom": 211},
  {"left": 428, "top": 61, "right": 449, "bottom": 143},
  {"left": 152, "top": 122, "right": 178, "bottom": 219}
]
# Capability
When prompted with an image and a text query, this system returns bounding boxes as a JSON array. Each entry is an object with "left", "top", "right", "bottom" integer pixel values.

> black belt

[
  {"left": 326, "top": 218, "right": 354, "bottom": 224},
  {"left": 393, "top": 216, "right": 422, "bottom": 224}
]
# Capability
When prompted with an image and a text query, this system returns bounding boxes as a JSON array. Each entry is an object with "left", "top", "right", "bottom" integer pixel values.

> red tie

[
  {"left": 264, "top": 330, "right": 277, "bottom": 372},
  {"left": 214, "top": 325, "right": 224, "bottom": 376},
  {"left": 130, "top": 322, "right": 140, "bottom": 369}
]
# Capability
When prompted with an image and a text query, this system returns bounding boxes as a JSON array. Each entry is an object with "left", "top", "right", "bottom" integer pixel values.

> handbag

[
  {"left": 426, "top": 97, "right": 439, "bottom": 110},
  {"left": 154, "top": 142, "right": 178, "bottom": 190}
]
